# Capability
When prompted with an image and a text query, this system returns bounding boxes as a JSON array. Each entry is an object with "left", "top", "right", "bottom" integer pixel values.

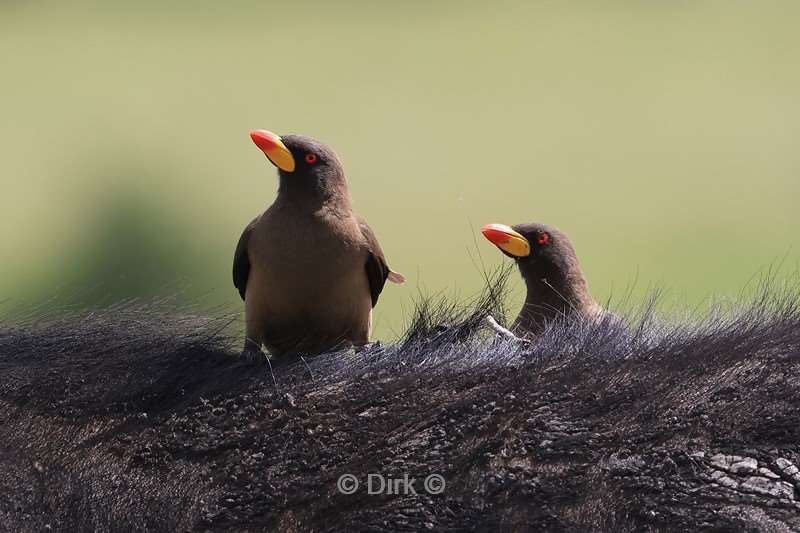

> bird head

[
  {"left": 481, "top": 222, "right": 580, "bottom": 283},
  {"left": 250, "top": 130, "right": 348, "bottom": 202}
]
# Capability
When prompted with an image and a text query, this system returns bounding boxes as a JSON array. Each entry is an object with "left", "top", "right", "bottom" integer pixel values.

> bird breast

[{"left": 247, "top": 208, "right": 370, "bottom": 320}]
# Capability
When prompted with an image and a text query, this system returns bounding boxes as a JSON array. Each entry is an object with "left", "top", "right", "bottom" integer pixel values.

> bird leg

[{"left": 240, "top": 337, "right": 267, "bottom": 365}]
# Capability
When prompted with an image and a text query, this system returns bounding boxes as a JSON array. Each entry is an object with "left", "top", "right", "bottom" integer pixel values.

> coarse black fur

[{"left": 2, "top": 274, "right": 800, "bottom": 532}]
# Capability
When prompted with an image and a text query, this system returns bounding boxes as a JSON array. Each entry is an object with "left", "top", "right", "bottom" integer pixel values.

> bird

[
  {"left": 233, "top": 130, "right": 404, "bottom": 359},
  {"left": 481, "top": 222, "right": 606, "bottom": 337}
]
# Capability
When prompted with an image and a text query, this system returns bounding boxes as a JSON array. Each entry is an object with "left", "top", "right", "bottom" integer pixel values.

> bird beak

[
  {"left": 481, "top": 223, "right": 531, "bottom": 257},
  {"left": 250, "top": 130, "right": 296, "bottom": 172}
]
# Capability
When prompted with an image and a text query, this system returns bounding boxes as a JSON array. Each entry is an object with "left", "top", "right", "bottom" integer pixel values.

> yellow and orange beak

[
  {"left": 481, "top": 223, "right": 531, "bottom": 257},
  {"left": 250, "top": 129, "right": 295, "bottom": 172}
]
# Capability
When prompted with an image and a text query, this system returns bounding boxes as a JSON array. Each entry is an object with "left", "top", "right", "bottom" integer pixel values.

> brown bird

[
  {"left": 481, "top": 222, "right": 604, "bottom": 337},
  {"left": 233, "top": 130, "right": 404, "bottom": 359}
]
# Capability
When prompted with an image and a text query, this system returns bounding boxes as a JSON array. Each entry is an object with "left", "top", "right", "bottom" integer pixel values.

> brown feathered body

[
  {"left": 234, "top": 134, "right": 401, "bottom": 356},
  {"left": 243, "top": 202, "right": 373, "bottom": 355}
]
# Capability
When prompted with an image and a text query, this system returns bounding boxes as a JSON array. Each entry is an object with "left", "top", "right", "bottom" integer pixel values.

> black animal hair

[{"left": 2, "top": 272, "right": 800, "bottom": 532}]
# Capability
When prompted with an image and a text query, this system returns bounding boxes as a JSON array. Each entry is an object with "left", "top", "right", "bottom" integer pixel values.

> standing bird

[
  {"left": 481, "top": 222, "right": 605, "bottom": 337},
  {"left": 233, "top": 130, "right": 404, "bottom": 359}
]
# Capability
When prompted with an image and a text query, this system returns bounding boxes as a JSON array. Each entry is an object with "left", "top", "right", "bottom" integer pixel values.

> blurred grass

[{"left": 1, "top": 1, "right": 798, "bottom": 339}]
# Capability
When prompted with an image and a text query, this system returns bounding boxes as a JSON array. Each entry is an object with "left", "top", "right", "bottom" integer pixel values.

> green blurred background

[{"left": 1, "top": 1, "right": 798, "bottom": 339}]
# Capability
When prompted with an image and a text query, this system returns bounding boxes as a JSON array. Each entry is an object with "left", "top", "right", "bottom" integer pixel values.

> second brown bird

[{"left": 482, "top": 222, "right": 605, "bottom": 337}]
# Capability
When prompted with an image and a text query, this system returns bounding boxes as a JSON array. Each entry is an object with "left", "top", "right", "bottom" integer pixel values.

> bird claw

[
  {"left": 355, "top": 341, "right": 383, "bottom": 354},
  {"left": 240, "top": 338, "right": 268, "bottom": 365}
]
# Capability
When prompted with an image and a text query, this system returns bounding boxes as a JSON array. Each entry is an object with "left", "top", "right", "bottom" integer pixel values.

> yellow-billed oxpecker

[
  {"left": 233, "top": 130, "right": 404, "bottom": 359},
  {"left": 482, "top": 222, "right": 604, "bottom": 337}
]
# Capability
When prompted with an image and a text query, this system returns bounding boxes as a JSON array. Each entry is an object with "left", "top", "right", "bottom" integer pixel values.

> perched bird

[
  {"left": 481, "top": 222, "right": 605, "bottom": 337},
  {"left": 233, "top": 130, "right": 404, "bottom": 359}
]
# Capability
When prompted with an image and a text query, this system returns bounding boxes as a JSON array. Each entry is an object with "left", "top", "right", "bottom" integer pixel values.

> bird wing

[
  {"left": 232, "top": 221, "right": 256, "bottom": 301},
  {"left": 358, "top": 216, "right": 404, "bottom": 308}
]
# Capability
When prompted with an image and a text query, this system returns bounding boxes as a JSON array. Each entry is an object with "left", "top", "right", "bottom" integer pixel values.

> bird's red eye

[
  {"left": 538, "top": 232, "right": 551, "bottom": 246},
  {"left": 305, "top": 153, "right": 317, "bottom": 164}
]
